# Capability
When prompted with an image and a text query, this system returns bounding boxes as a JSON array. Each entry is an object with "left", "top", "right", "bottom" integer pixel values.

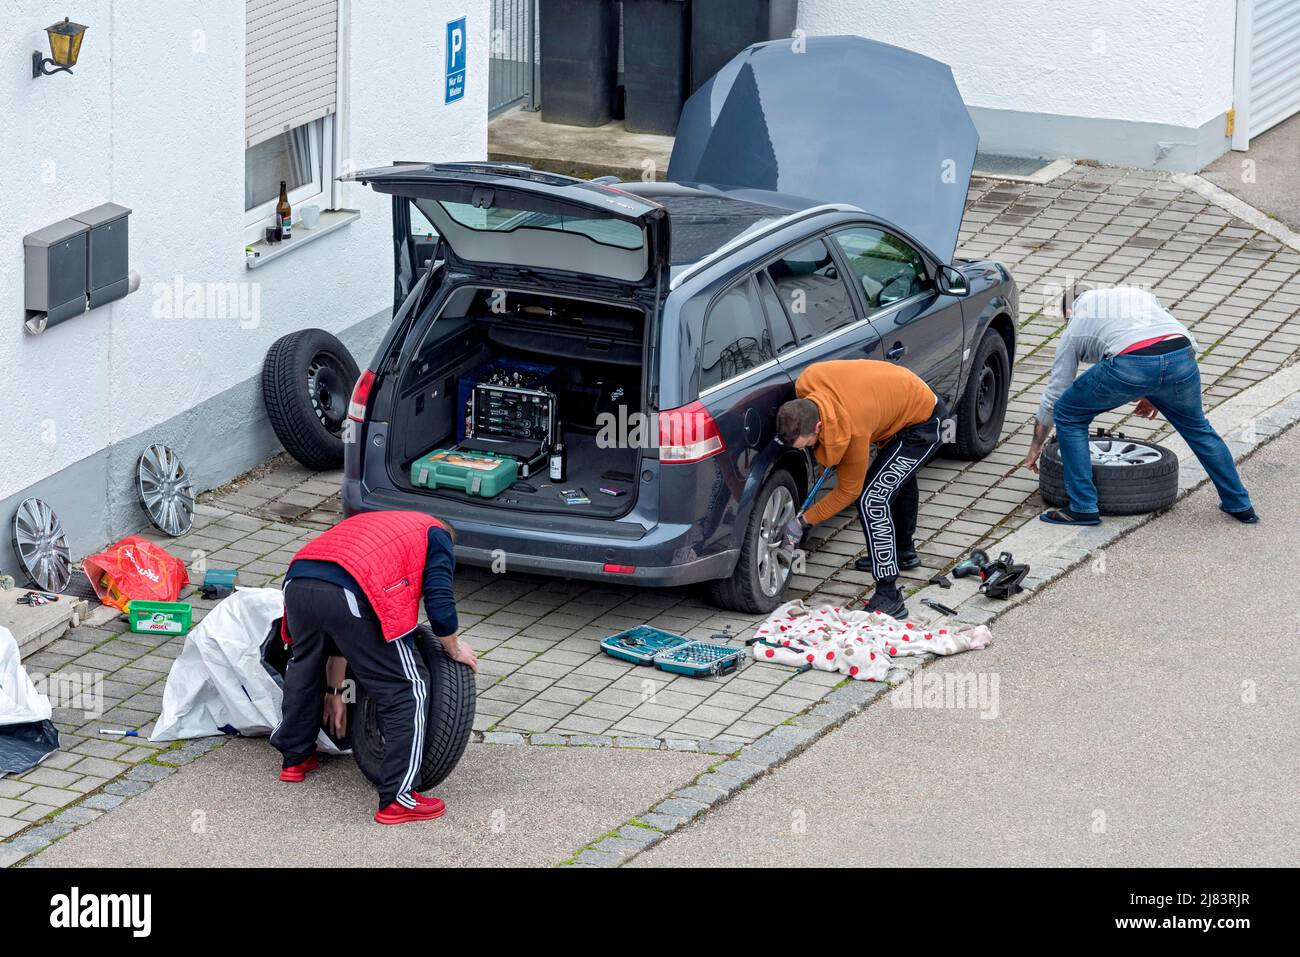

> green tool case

[{"left": 410, "top": 448, "right": 518, "bottom": 498}]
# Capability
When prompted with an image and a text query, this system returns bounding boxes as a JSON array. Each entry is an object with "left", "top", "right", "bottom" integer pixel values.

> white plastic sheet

[
  {"left": 0, "top": 625, "right": 53, "bottom": 726},
  {"left": 151, "top": 588, "right": 344, "bottom": 753},
  {"left": 1, "top": 624, "right": 59, "bottom": 776}
]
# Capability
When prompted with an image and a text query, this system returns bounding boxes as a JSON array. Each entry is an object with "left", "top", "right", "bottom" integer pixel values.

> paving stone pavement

[{"left": 5, "top": 163, "right": 1300, "bottom": 864}]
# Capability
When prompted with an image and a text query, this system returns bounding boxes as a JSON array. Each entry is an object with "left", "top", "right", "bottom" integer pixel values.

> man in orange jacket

[{"left": 776, "top": 360, "right": 948, "bottom": 618}]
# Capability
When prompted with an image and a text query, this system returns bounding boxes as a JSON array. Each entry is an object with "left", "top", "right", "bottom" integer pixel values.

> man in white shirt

[{"left": 1023, "top": 284, "right": 1256, "bottom": 526}]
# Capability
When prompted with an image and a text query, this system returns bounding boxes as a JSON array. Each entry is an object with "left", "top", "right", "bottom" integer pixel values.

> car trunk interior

[{"left": 388, "top": 286, "right": 646, "bottom": 518}]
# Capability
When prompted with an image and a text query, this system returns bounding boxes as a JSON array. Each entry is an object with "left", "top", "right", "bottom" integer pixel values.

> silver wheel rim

[
  {"left": 12, "top": 497, "right": 72, "bottom": 592},
  {"left": 1089, "top": 439, "right": 1163, "bottom": 467},
  {"left": 137, "top": 444, "right": 195, "bottom": 536},
  {"left": 755, "top": 486, "right": 796, "bottom": 597}
]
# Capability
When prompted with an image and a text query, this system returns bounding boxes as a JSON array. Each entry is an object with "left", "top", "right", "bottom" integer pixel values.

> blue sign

[{"left": 445, "top": 17, "right": 466, "bottom": 104}]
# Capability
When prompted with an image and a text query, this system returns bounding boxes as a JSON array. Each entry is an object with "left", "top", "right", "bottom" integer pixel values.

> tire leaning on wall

[
  {"left": 261, "top": 328, "right": 360, "bottom": 471},
  {"left": 1038, "top": 434, "right": 1179, "bottom": 516}
]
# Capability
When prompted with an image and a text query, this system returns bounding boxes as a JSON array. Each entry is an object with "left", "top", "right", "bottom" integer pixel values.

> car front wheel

[
  {"left": 951, "top": 329, "right": 1010, "bottom": 459},
  {"left": 710, "top": 470, "right": 799, "bottom": 614}
]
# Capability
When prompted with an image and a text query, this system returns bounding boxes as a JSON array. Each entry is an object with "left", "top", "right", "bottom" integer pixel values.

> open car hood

[{"left": 669, "top": 35, "right": 978, "bottom": 264}]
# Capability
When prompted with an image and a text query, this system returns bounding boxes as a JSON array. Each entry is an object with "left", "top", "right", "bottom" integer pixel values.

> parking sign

[{"left": 446, "top": 17, "right": 466, "bottom": 104}]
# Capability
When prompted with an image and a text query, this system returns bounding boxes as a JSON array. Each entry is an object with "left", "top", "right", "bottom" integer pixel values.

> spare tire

[
  {"left": 262, "top": 328, "right": 359, "bottom": 470},
  {"left": 1039, "top": 434, "right": 1178, "bottom": 515},
  {"left": 349, "top": 626, "right": 476, "bottom": 792}
]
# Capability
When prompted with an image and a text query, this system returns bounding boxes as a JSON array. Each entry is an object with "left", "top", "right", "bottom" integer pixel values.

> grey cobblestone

[
  {"left": 126, "top": 763, "right": 175, "bottom": 783},
  {"left": 672, "top": 784, "right": 728, "bottom": 806},
  {"left": 652, "top": 797, "right": 709, "bottom": 820},
  {"left": 481, "top": 732, "right": 527, "bottom": 746},
  {"left": 79, "top": 792, "right": 128, "bottom": 811},
  {"left": 567, "top": 734, "right": 614, "bottom": 747}
]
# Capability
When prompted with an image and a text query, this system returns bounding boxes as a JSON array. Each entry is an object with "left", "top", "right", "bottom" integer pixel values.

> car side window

[
  {"left": 700, "top": 279, "right": 775, "bottom": 390},
  {"left": 757, "top": 272, "right": 797, "bottom": 353},
  {"left": 763, "top": 238, "right": 858, "bottom": 345},
  {"left": 831, "top": 227, "right": 930, "bottom": 314}
]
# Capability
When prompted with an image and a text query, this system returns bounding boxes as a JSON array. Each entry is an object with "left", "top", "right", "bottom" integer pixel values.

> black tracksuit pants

[
  {"left": 856, "top": 397, "right": 948, "bottom": 583},
  {"left": 269, "top": 578, "right": 429, "bottom": 810}
]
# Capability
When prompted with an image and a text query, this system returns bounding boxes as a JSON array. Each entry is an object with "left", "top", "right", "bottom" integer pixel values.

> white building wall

[
  {"left": 0, "top": 0, "right": 488, "bottom": 560},
  {"left": 797, "top": 0, "right": 1238, "bottom": 167}
]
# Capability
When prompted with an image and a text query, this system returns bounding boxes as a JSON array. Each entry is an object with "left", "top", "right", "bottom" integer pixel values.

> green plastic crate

[
  {"left": 126, "top": 600, "right": 193, "bottom": 636},
  {"left": 410, "top": 448, "right": 518, "bottom": 498}
]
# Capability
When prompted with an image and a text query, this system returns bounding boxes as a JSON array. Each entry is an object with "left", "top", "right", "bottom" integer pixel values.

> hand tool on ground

[
  {"left": 921, "top": 597, "right": 959, "bottom": 616},
  {"left": 952, "top": 548, "right": 1029, "bottom": 599},
  {"left": 952, "top": 549, "right": 990, "bottom": 579},
  {"left": 928, "top": 574, "right": 952, "bottom": 589},
  {"left": 977, "top": 552, "right": 1029, "bottom": 599},
  {"left": 98, "top": 729, "right": 141, "bottom": 737}
]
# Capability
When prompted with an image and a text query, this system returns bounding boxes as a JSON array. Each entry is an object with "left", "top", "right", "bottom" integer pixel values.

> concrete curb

[
  {"left": 559, "top": 359, "right": 1300, "bottom": 868},
  {"left": 1172, "top": 172, "right": 1300, "bottom": 255}
]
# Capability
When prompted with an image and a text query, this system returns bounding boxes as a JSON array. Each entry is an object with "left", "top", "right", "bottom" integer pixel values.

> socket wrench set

[{"left": 462, "top": 381, "right": 557, "bottom": 478}]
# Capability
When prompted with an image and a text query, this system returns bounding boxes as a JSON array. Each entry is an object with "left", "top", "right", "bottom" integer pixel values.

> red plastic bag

[{"left": 82, "top": 536, "right": 190, "bottom": 612}]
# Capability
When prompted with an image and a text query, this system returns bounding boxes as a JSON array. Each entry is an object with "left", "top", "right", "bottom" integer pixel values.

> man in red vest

[{"left": 269, "top": 511, "right": 477, "bottom": 825}]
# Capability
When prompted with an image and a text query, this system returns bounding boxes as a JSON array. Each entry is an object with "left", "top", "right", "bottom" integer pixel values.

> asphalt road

[
  {"left": 38, "top": 738, "right": 709, "bottom": 868},
  {"left": 1202, "top": 113, "right": 1300, "bottom": 231},
  {"left": 635, "top": 424, "right": 1300, "bottom": 867}
]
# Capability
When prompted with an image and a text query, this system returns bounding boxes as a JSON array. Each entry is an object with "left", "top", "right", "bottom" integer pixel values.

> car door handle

[{"left": 886, "top": 343, "right": 906, "bottom": 361}]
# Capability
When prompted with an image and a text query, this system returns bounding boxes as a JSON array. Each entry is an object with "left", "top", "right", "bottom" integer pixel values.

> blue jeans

[{"left": 1053, "top": 347, "right": 1252, "bottom": 515}]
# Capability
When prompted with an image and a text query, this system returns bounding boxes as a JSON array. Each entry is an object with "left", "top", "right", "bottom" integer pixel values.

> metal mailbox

[
  {"left": 71, "top": 202, "right": 131, "bottom": 309},
  {"left": 23, "top": 218, "right": 88, "bottom": 330},
  {"left": 23, "top": 202, "right": 133, "bottom": 333}
]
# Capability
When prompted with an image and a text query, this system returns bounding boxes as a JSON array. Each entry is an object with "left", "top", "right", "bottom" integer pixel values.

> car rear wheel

[
  {"left": 1039, "top": 435, "right": 1178, "bottom": 515},
  {"left": 261, "top": 328, "right": 360, "bottom": 471},
  {"left": 951, "top": 330, "right": 1010, "bottom": 460},
  {"left": 349, "top": 626, "right": 476, "bottom": 792},
  {"left": 710, "top": 470, "right": 798, "bottom": 614}
]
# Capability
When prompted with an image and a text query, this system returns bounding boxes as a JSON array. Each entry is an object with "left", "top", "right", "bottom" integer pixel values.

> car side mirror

[{"left": 936, "top": 264, "right": 970, "bottom": 297}]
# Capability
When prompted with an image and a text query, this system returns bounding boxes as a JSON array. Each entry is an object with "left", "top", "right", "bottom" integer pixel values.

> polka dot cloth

[{"left": 751, "top": 599, "right": 992, "bottom": 682}]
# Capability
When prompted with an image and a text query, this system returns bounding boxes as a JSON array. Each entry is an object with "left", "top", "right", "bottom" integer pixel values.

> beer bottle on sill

[{"left": 277, "top": 181, "right": 293, "bottom": 239}]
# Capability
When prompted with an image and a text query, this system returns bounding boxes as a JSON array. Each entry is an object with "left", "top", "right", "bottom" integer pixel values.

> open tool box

[
  {"left": 456, "top": 358, "right": 557, "bottom": 441},
  {"left": 600, "top": 626, "right": 745, "bottom": 678},
  {"left": 460, "top": 381, "right": 557, "bottom": 479}
]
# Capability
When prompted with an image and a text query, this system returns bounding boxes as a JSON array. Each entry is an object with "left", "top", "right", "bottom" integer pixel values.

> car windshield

[{"left": 427, "top": 199, "right": 646, "bottom": 250}]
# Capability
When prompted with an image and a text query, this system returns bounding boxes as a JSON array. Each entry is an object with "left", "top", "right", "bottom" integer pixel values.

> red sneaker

[
  {"left": 411, "top": 792, "right": 446, "bottom": 814},
  {"left": 374, "top": 799, "right": 446, "bottom": 825},
  {"left": 279, "top": 755, "right": 318, "bottom": 782}
]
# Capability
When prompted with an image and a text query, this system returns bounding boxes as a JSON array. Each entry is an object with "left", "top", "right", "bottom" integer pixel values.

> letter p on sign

[{"left": 446, "top": 17, "right": 467, "bottom": 104}]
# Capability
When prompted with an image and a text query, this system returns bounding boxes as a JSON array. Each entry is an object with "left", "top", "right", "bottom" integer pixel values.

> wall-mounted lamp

[{"left": 33, "top": 17, "right": 87, "bottom": 78}]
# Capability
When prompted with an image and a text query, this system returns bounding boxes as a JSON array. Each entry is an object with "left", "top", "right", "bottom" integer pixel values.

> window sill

[{"left": 245, "top": 209, "right": 360, "bottom": 269}]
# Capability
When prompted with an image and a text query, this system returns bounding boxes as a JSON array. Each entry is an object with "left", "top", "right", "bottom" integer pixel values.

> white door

[{"left": 1247, "top": 0, "right": 1300, "bottom": 140}]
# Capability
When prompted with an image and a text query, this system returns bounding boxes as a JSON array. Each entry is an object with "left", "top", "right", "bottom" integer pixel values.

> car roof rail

[{"left": 669, "top": 203, "right": 863, "bottom": 291}]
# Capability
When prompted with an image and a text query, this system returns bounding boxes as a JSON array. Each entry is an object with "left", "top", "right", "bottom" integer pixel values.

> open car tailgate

[{"left": 346, "top": 162, "right": 671, "bottom": 286}]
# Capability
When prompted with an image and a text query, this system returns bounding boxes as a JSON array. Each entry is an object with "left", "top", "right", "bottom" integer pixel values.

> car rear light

[
  {"left": 603, "top": 563, "right": 636, "bottom": 574},
  {"left": 348, "top": 369, "right": 376, "bottom": 423},
  {"left": 658, "top": 401, "right": 725, "bottom": 463}
]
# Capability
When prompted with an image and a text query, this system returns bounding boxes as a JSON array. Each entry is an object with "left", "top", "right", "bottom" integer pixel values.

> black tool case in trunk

[{"left": 460, "top": 382, "right": 557, "bottom": 478}]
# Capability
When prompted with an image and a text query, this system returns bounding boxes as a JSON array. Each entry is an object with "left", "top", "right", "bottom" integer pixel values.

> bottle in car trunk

[
  {"left": 277, "top": 180, "right": 293, "bottom": 239},
  {"left": 549, "top": 427, "right": 567, "bottom": 482}
]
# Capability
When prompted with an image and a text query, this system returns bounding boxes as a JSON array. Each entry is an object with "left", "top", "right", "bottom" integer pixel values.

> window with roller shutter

[{"left": 244, "top": 0, "right": 339, "bottom": 237}]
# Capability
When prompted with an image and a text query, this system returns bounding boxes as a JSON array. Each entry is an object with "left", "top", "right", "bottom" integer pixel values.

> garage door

[{"left": 1250, "top": 0, "right": 1300, "bottom": 138}]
